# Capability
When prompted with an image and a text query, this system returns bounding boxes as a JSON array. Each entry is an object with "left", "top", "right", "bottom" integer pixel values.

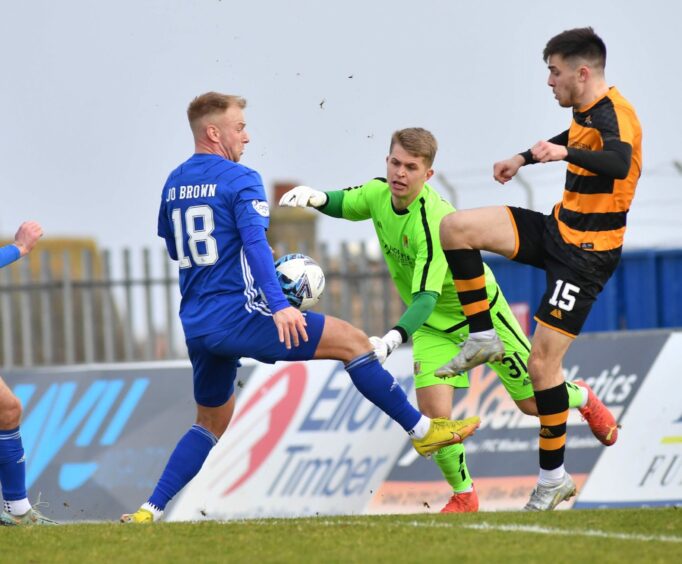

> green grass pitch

[{"left": 1, "top": 508, "right": 680, "bottom": 563}]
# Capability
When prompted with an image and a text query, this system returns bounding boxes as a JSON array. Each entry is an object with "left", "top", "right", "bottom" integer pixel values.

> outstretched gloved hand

[{"left": 278, "top": 185, "right": 328, "bottom": 208}]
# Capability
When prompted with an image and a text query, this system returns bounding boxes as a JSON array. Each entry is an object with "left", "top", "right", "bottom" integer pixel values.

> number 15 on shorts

[{"left": 548, "top": 280, "right": 580, "bottom": 311}]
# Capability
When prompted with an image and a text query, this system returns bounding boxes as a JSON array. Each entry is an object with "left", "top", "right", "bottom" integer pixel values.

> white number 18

[{"left": 171, "top": 205, "right": 219, "bottom": 268}]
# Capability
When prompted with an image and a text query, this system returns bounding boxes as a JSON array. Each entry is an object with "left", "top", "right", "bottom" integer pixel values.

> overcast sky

[{"left": 2, "top": 0, "right": 680, "bottom": 254}]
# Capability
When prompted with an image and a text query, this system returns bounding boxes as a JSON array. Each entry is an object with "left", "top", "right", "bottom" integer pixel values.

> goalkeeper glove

[
  {"left": 369, "top": 329, "right": 404, "bottom": 365},
  {"left": 278, "top": 185, "right": 328, "bottom": 208}
]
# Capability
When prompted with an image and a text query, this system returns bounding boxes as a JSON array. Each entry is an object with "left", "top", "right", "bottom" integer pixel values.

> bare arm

[{"left": 13, "top": 221, "right": 43, "bottom": 256}]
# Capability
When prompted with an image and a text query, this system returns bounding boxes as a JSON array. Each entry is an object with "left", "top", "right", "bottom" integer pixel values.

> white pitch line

[
  {"left": 462, "top": 522, "right": 682, "bottom": 544},
  {"left": 228, "top": 518, "right": 682, "bottom": 544}
]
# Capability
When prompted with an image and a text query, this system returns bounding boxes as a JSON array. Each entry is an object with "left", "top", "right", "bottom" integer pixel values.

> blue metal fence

[{"left": 486, "top": 249, "right": 682, "bottom": 333}]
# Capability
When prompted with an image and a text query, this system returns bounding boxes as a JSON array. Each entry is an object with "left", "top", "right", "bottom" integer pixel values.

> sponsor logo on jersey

[
  {"left": 252, "top": 200, "right": 270, "bottom": 217},
  {"left": 383, "top": 243, "right": 414, "bottom": 267},
  {"left": 550, "top": 308, "right": 563, "bottom": 319}
]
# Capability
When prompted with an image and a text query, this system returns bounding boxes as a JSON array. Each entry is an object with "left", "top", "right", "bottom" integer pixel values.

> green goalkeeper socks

[
  {"left": 433, "top": 443, "right": 473, "bottom": 493},
  {"left": 431, "top": 384, "right": 584, "bottom": 494},
  {"left": 565, "top": 381, "right": 588, "bottom": 409}
]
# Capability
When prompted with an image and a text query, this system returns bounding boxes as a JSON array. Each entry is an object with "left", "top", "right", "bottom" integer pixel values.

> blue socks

[
  {"left": 345, "top": 352, "right": 421, "bottom": 432},
  {"left": 0, "top": 427, "right": 27, "bottom": 502},
  {"left": 145, "top": 355, "right": 420, "bottom": 512},
  {"left": 148, "top": 424, "right": 217, "bottom": 511}
]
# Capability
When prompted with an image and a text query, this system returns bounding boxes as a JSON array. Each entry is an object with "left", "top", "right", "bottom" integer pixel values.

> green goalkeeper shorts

[{"left": 412, "top": 286, "right": 534, "bottom": 401}]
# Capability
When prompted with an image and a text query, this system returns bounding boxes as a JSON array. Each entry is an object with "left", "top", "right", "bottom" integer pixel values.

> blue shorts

[{"left": 186, "top": 311, "right": 326, "bottom": 407}]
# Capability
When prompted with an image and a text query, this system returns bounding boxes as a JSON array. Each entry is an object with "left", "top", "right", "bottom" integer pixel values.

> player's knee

[
  {"left": 440, "top": 212, "right": 476, "bottom": 248},
  {"left": 0, "top": 392, "right": 22, "bottom": 429},
  {"left": 527, "top": 353, "right": 561, "bottom": 389},
  {"left": 527, "top": 346, "right": 551, "bottom": 374},
  {"left": 527, "top": 354, "right": 544, "bottom": 382},
  {"left": 342, "top": 323, "right": 373, "bottom": 361},
  {"left": 439, "top": 212, "right": 461, "bottom": 244}
]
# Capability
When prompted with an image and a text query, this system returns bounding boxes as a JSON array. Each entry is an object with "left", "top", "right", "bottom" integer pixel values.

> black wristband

[
  {"left": 519, "top": 150, "right": 535, "bottom": 165},
  {"left": 392, "top": 326, "right": 409, "bottom": 344}
]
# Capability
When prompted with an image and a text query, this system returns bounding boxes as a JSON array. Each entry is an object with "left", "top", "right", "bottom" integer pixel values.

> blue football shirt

[
  {"left": 0, "top": 244, "right": 20, "bottom": 269},
  {"left": 158, "top": 153, "right": 277, "bottom": 338}
]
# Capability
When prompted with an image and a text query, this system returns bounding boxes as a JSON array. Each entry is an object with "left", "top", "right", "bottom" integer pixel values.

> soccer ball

[{"left": 274, "top": 253, "right": 325, "bottom": 311}]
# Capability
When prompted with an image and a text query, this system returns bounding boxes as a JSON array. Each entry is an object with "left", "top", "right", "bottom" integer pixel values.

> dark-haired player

[{"left": 436, "top": 27, "right": 641, "bottom": 510}]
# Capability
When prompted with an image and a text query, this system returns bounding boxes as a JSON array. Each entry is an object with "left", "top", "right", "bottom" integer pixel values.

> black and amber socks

[
  {"left": 535, "top": 384, "right": 570, "bottom": 477},
  {"left": 443, "top": 249, "right": 493, "bottom": 333}
]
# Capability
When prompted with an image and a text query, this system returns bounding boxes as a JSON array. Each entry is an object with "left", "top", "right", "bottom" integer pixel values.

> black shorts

[{"left": 507, "top": 206, "right": 621, "bottom": 337}]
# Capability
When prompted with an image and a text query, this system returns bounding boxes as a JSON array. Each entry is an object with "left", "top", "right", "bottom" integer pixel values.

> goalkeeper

[{"left": 279, "top": 127, "right": 618, "bottom": 513}]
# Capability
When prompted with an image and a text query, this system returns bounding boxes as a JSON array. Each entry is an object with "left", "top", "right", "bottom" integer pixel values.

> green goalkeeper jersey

[{"left": 337, "top": 178, "right": 497, "bottom": 333}]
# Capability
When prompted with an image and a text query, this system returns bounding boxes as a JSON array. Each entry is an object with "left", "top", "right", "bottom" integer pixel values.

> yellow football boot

[
  {"left": 120, "top": 508, "right": 155, "bottom": 524},
  {"left": 412, "top": 416, "right": 481, "bottom": 457}
]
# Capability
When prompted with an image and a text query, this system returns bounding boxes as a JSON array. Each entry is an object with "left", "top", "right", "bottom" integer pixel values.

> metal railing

[{"left": 0, "top": 244, "right": 403, "bottom": 369}]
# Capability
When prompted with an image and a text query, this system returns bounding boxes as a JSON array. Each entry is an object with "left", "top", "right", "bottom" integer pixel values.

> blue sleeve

[
  {"left": 239, "top": 224, "right": 290, "bottom": 314},
  {"left": 162, "top": 237, "right": 178, "bottom": 261},
  {"left": 157, "top": 196, "right": 178, "bottom": 260},
  {"left": 230, "top": 170, "right": 271, "bottom": 231},
  {"left": 0, "top": 244, "right": 21, "bottom": 268}
]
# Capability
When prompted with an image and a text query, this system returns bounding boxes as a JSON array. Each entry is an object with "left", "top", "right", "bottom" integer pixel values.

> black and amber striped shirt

[{"left": 552, "top": 87, "right": 642, "bottom": 252}]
